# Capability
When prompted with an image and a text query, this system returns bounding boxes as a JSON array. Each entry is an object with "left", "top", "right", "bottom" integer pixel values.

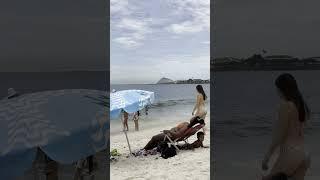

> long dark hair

[
  {"left": 196, "top": 85, "right": 207, "bottom": 101},
  {"left": 275, "top": 73, "right": 310, "bottom": 122}
]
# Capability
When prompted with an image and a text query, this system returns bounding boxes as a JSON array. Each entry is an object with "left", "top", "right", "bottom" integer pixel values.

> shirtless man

[{"left": 143, "top": 121, "right": 190, "bottom": 150}]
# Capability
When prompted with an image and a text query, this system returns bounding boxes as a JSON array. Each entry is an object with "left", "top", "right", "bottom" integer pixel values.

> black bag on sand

[
  {"left": 157, "top": 141, "right": 168, "bottom": 153},
  {"left": 159, "top": 143, "right": 177, "bottom": 159}
]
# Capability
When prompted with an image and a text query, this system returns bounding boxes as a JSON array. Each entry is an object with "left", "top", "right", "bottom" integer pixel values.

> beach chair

[{"left": 163, "top": 124, "right": 205, "bottom": 151}]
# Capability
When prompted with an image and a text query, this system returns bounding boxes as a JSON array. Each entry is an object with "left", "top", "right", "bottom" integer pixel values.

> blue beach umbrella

[
  {"left": 0, "top": 89, "right": 108, "bottom": 180},
  {"left": 110, "top": 90, "right": 154, "bottom": 154},
  {"left": 110, "top": 89, "right": 154, "bottom": 119}
]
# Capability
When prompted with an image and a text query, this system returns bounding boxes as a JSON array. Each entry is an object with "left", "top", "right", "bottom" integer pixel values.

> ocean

[
  {"left": 0, "top": 71, "right": 107, "bottom": 98},
  {"left": 214, "top": 71, "right": 320, "bottom": 179},
  {"left": 110, "top": 84, "right": 210, "bottom": 134}
]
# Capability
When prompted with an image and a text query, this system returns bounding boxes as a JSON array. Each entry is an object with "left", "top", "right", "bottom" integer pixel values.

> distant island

[
  {"left": 156, "top": 77, "right": 210, "bottom": 84},
  {"left": 157, "top": 77, "right": 175, "bottom": 84},
  {"left": 212, "top": 54, "right": 320, "bottom": 71}
]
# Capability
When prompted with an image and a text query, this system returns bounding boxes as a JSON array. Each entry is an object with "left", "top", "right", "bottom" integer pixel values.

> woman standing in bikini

[
  {"left": 192, "top": 85, "right": 207, "bottom": 118},
  {"left": 133, "top": 111, "right": 140, "bottom": 131},
  {"left": 262, "top": 73, "right": 311, "bottom": 180},
  {"left": 192, "top": 85, "right": 207, "bottom": 132}
]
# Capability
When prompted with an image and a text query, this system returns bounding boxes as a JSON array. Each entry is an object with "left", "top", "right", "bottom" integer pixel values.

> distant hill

[
  {"left": 213, "top": 54, "right": 320, "bottom": 71},
  {"left": 156, "top": 77, "right": 209, "bottom": 84},
  {"left": 156, "top": 77, "right": 175, "bottom": 84},
  {"left": 215, "top": 57, "right": 241, "bottom": 63}
]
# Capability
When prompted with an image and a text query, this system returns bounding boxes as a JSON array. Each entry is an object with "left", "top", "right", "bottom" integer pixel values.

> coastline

[{"left": 212, "top": 66, "right": 320, "bottom": 71}]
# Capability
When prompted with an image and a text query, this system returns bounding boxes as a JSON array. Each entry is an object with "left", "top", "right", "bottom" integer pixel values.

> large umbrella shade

[
  {"left": 110, "top": 90, "right": 154, "bottom": 119},
  {"left": 0, "top": 89, "right": 108, "bottom": 180},
  {"left": 110, "top": 90, "right": 154, "bottom": 154}
]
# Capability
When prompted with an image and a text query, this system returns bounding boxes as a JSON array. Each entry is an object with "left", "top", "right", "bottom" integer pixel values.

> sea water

[
  {"left": 110, "top": 84, "right": 210, "bottom": 134},
  {"left": 213, "top": 70, "right": 320, "bottom": 179}
]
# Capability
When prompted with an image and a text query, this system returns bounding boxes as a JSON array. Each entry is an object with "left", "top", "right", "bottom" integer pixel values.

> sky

[
  {"left": 214, "top": 0, "right": 320, "bottom": 58},
  {"left": 0, "top": 0, "right": 106, "bottom": 72},
  {"left": 110, "top": 0, "right": 210, "bottom": 84}
]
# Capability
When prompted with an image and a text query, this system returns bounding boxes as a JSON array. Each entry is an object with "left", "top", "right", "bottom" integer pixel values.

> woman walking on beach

[
  {"left": 262, "top": 73, "right": 310, "bottom": 180},
  {"left": 192, "top": 85, "right": 207, "bottom": 119},
  {"left": 192, "top": 85, "right": 207, "bottom": 133}
]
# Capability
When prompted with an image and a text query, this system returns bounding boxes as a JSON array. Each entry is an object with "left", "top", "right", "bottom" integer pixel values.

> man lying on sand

[
  {"left": 177, "top": 132, "right": 209, "bottom": 150},
  {"left": 143, "top": 116, "right": 205, "bottom": 150}
]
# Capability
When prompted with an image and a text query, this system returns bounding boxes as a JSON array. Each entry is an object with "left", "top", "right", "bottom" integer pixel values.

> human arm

[
  {"left": 192, "top": 94, "right": 201, "bottom": 115},
  {"left": 187, "top": 140, "right": 202, "bottom": 149},
  {"left": 132, "top": 113, "right": 138, "bottom": 121}
]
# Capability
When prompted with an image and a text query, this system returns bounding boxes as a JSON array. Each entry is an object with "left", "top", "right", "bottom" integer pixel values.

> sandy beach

[{"left": 110, "top": 115, "right": 211, "bottom": 180}]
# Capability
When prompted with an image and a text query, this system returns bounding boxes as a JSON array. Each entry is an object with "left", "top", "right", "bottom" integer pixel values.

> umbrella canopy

[
  {"left": 0, "top": 89, "right": 108, "bottom": 180},
  {"left": 110, "top": 90, "right": 154, "bottom": 119},
  {"left": 110, "top": 90, "right": 154, "bottom": 154}
]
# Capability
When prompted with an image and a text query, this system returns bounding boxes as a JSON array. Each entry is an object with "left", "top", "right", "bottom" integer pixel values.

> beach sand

[{"left": 110, "top": 115, "right": 210, "bottom": 180}]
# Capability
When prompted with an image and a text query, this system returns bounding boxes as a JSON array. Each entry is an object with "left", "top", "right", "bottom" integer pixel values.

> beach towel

[{"left": 133, "top": 148, "right": 158, "bottom": 157}]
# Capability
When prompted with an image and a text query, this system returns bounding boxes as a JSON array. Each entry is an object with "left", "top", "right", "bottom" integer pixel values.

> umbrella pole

[
  {"left": 121, "top": 112, "right": 132, "bottom": 155},
  {"left": 123, "top": 130, "right": 132, "bottom": 155}
]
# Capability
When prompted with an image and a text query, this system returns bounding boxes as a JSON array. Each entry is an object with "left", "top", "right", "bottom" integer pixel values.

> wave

[
  {"left": 152, "top": 97, "right": 211, "bottom": 108},
  {"left": 109, "top": 98, "right": 206, "bottom": 121},
  {"left": 151, "top": 99, "right": 195, "bottom": 107}
]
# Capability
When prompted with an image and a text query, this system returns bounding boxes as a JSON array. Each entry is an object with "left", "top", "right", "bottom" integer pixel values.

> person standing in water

[
  {"left": 262, "top": 73, "right": 311, "bottom": 180},
  {"left": 192, "top": 85, "right": 207, "bottom": 133},
  {"left": 122, "top": 110, "right": 129, "bottom": 131},
  {"left": 133, "top": 111, "right": 140, "bottom": 131}
]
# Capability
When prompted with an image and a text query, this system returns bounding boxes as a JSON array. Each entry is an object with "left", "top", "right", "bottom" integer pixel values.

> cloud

[
  {"left": 111, "top": 0, "right": 210, "bottom": 48},
  {"left": 111, "top": 1, "right": 152, "bottom": 48},
  {"left": 110, "top": 0, "right": 210, "bottom": 83},
  {"left": 113, "top": 37, "right": 140, "bottom": 48},
  {"left": 165, "top": 0, "right": 210, "bottom": 34},
  {"left": 110, "top": 0, "right": 129, "bottom": 16},
  {"left": 116, "top": 18, "right": 150, "bottom": 32}
]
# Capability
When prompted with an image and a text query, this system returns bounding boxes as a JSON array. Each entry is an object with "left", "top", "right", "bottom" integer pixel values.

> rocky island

[{"left": 156, "top": 77, "right": 210, "bottom": 84}]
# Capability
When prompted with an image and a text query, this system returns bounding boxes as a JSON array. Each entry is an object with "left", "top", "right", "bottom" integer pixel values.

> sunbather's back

[{"left": 169, "top": 122, "right": 189, "bottom": 139}]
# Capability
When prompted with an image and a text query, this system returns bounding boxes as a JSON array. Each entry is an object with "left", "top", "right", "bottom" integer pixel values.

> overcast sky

[
  {"left": 111, "top": 0, "right": 210, "bottom": 84},
  {"left": 214, "top": 0, "right": 320, "bottom": 58},
  {"left": 0, "top": 0, "right": 106, "bottom": 72}
]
